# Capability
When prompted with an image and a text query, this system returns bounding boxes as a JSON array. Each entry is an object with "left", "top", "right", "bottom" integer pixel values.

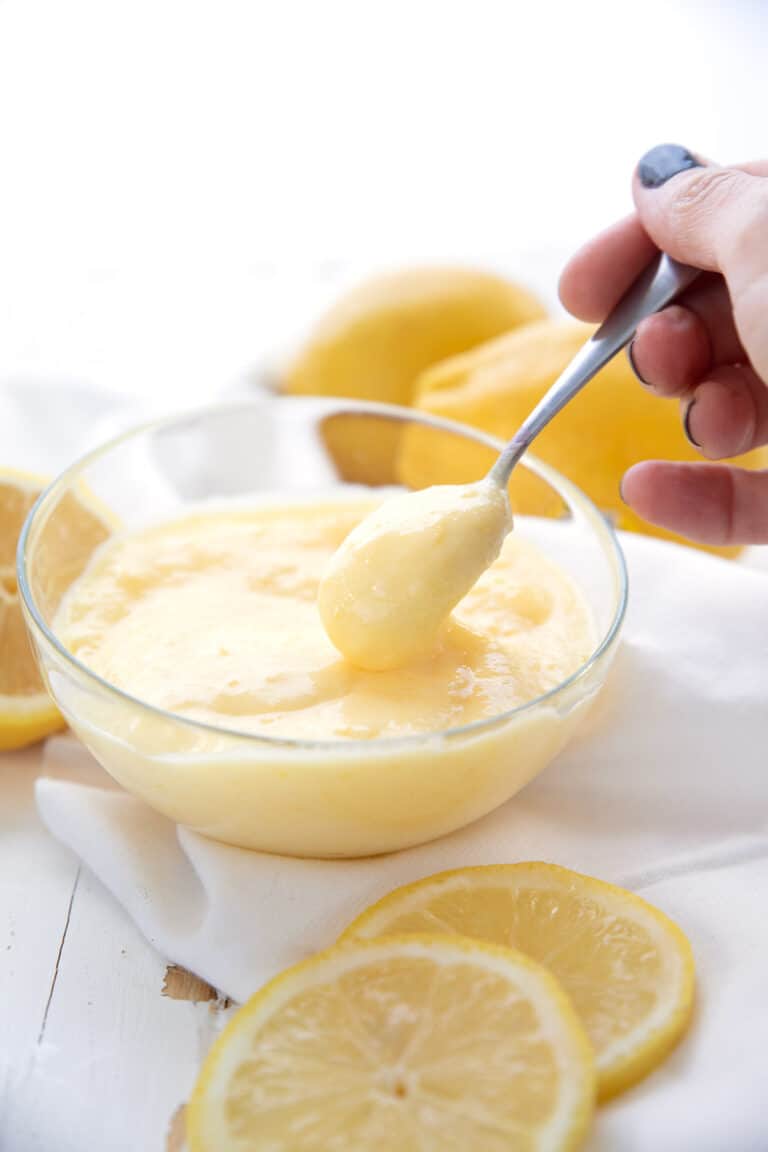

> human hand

[{"left": 560, "top": 144, "right": 768, "bottom": 546}]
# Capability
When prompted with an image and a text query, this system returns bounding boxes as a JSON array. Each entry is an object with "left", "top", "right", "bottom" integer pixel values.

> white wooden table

[{"left": 0, "top": 747, "right": 232, "bottom": 1152}]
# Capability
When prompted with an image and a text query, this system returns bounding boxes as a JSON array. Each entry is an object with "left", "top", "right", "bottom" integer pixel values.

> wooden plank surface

[
  {"left": 0, "top": 748, "right": 233, "bottom": 1152},
  {"left": 0, "top": 751, "right": 80, "bottom": 1147}
]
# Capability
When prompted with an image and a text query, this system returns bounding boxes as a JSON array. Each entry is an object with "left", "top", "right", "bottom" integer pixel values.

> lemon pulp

[{"left": 188, "top": 936, "right": 595, "bottom": 1152}]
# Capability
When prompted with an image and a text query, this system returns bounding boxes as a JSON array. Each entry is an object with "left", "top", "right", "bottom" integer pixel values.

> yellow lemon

[
  {"left": 342, "top": 863, "right": 695, "bottom": 1101},
  {"left": 0, "top": 468, "right": 111, "bottom": 750},
  {"left": 188, "top": 935, "right": 595, "bottom": 1152},
  {"left": 400, "top": 318, "right": 768, "bottom": 556},
  {"left": 282, "top": 267, "right": 546, "bottom": 483}
]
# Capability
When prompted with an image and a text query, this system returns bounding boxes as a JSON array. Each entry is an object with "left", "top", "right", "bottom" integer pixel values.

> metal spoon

[
  {"left": 489, "top": 252, "right": 699, "bottom": 487},
  {"left": 319, "top": 252, "right": 699, "bottom": 670}
]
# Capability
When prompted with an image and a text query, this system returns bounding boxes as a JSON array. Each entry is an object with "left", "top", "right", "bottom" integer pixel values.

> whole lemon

[
  {"left": 282, "top": 267, "right": 546, "bottom": 482},
  {"left": 399, "top": 318, "right": 768, "bottom": 557}
]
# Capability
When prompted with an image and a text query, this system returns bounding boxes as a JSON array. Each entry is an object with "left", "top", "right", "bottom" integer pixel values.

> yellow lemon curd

[
  {"left": 54, "top": 498, "right": 596, "bottom": 857},
  {"left": 318, "top": 481, "right": 513, "bottom": 671}
]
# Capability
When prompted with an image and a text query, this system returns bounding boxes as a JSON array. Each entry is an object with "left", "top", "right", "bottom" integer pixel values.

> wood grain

[
  {"left": 166, "top": 1104, "right": 187, "bottom": 1152},
  {"left": 162, "top": 963, "right": 232, "bottom": 1009},
  {"left": 162, "top": 964, "right": 218, "bottom": 1004}
]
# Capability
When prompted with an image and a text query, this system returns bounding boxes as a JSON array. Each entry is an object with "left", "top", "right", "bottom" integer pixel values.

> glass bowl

[{"left": 18, "top": 396, "right": 627, "bottom": 858}]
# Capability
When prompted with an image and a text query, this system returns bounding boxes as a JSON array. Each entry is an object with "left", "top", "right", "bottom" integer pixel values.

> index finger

[{"left": 558, "top": 214, "right": 657, "bottom": 321}]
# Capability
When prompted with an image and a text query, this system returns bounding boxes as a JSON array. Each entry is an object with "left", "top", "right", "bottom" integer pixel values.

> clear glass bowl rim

[{"left": 17, "top": 396, "right": 628, "bottom": 752}]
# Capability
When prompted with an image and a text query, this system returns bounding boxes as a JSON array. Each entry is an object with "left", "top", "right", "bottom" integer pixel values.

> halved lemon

[
  {"left": 342, "top": 863, "right": 695, "bottom": 1101},
  {"left": 0, "top": 468, "right": 111, "bottom": 751},
  {"left": 282, "top": 266, "right": 546, "bottom": 484},
  {"left": 188, "top": 935, "right": 595, "bottom": 1152}
]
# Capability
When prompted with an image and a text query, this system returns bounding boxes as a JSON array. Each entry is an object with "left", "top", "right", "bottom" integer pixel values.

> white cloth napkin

[{"left": 36, "top": 531, "right": 768, "bottom": 1150}]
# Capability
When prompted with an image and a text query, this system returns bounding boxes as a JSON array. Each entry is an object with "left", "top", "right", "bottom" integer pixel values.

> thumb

[
  {"left": 633, "top": 144, "right": 768, "bottom": 380},
  {"left": 633, "top": 144, "right": 768, "bottom": 275}
]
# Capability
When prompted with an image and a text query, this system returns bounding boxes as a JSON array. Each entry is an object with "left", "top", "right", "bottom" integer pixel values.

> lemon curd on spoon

[{"left": 318, "top": 480, "right": 513, "bottom": 670}]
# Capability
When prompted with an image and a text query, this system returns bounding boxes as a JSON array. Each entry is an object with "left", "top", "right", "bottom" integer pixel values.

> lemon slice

[
  {"left": 342, "top": 863, "right": 695, "bottom": 1101},
  {"left": 0, "top": 468, "right": 111, "bottom": 750},
  {"left": 188, "top": 935, "right": 595, "bottom": 1152}
]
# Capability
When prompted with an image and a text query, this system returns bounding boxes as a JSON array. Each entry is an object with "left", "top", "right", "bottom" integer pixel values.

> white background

[{"left": 0, "top": 0, "right": 766, "bottom": 402}]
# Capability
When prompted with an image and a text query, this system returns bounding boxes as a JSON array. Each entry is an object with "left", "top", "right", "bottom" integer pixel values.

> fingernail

[
  {"left": 683, "top": 399, "right": 701, "bottom": 448},
  {"left": 638, "top": 144, "right": 702, "bottom": 189},
  {"left": 626, "top": 340, "right": 651, "bottom": 387}
]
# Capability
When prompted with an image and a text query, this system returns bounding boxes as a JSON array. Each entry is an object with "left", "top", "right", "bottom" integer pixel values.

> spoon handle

[{"left": 489, "top": 253, "right": 700, "bottom": 486}]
